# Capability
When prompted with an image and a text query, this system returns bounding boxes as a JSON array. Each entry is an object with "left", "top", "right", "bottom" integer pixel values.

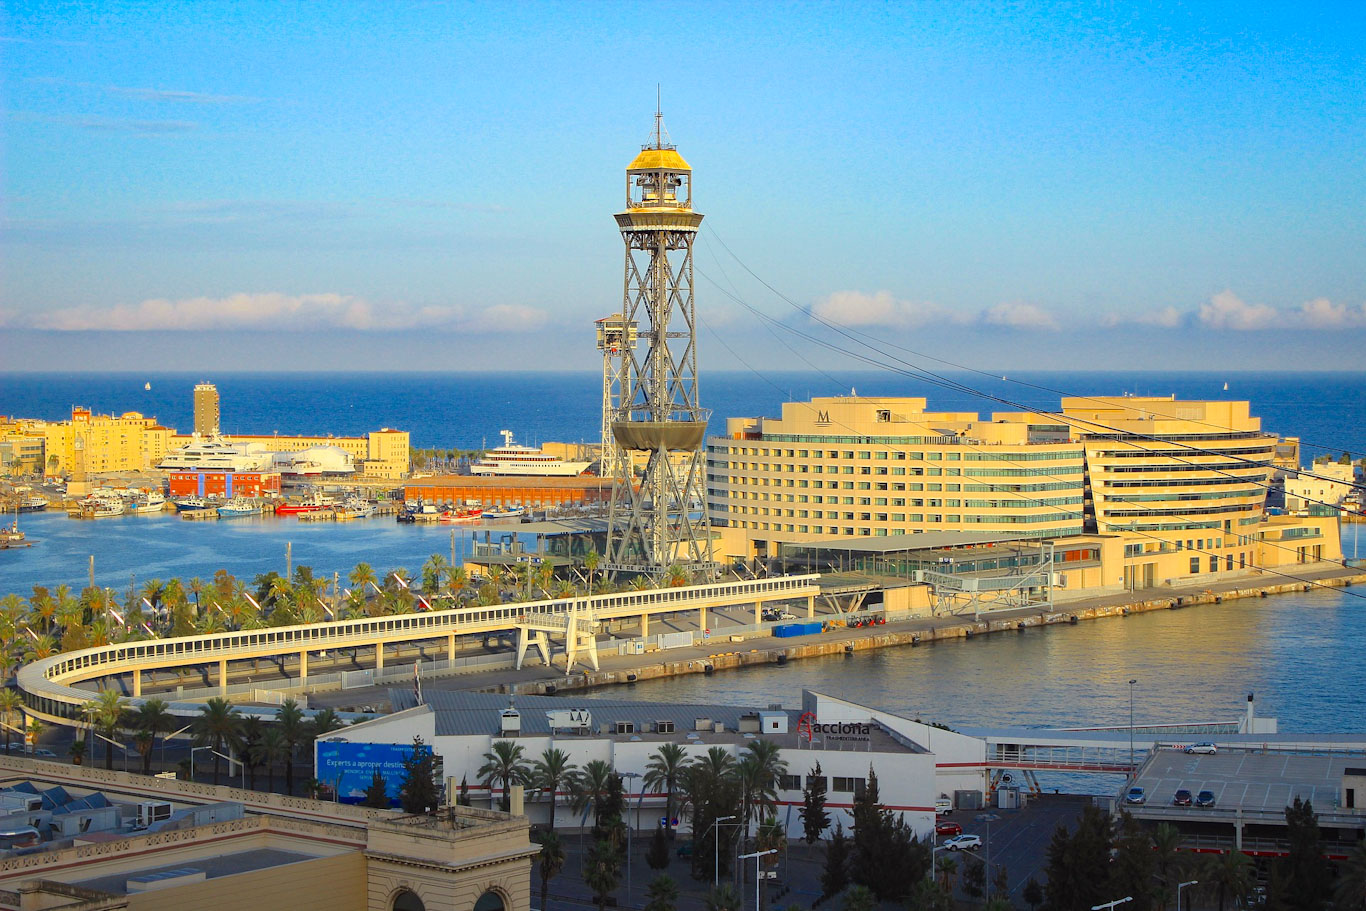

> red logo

[{"left": 797, "top": 712, "right": 816, "bottom": 742}]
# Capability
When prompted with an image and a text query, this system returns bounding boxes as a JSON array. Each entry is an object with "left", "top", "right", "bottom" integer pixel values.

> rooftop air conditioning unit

[{"left": 137, "top": 801, "right": 173, "bottom": 827}]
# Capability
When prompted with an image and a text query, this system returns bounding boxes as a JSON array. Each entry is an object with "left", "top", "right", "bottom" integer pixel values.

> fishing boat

[
  {"left": 173, "top": 496, "right": 213, "bottom": 513},
  {"left": 17, "top": 496, "right": 47, "bottom": 513},
  {"left": 438, "top": 507, "right": 484, "bottom": 524},
  {"left": 334, "top": 496, "right": 375, "bottom": 520},
  {"left": 131, "top": 491, "right": 167, "bottom": 513},
  {"left": 274, "top": 490, "right": 332, "bottom": 516},
  {"left": 1, "top": 522, "right": 25, "bottom": 548},
  {"left": 76, "top": 496, "right": 125, "bottom": 519},
  {"left": 217, "top": 497, "right": 259, "bottom": 518},
  {"left": 482, "top": 505, "right": 525, "bottom": 520},
  {"left": 397, "top": 502, "right": 440, "bottom": 524}
]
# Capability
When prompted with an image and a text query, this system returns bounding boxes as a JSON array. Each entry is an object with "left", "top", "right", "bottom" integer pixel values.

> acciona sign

[{"left": 797, "top": 712, "right": 872, "bottom": 744}]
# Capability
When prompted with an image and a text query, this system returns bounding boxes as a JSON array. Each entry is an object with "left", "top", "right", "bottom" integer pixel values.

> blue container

[{"left": 773, "top": 621, "right": 822, "bottom": 638}]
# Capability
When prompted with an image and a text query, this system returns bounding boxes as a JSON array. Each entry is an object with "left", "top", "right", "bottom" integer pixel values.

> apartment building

[{"left": 43, "top": 408, "right": 174, "bottom": 475}]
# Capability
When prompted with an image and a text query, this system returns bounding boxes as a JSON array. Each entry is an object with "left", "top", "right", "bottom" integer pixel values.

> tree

[
  {"left": 532, "top": 747, "right": 578, "bottom": 830},
  {"left": 843, "top": 885, "right": 875, "bottom": 911},
  {"left": 847, "top": 767, "right": 925, "bottom": 901},
  {"left": 1043, "top": 804, "right": 1113, "bottom": 911},
  {"left": 738, "top": 739, "right": 787, "bottom": 837},
  {"left": 909, "top": 876, "right": 954, "bottom": 911},
  {"left": 478, "top": 740, "right": 532, "bottom": 812},
  {"left": 538, "top": 830, "right": 566, "bottom": 911},
  {"left": 800, "top": 761, "right": 829, "bottom": 847},
  {"left": 1202, "top": 849, "right": 1253, "bottom": 911},
  {"left": 68, "top": 739, "right": 87, "bottom": 765},
  {"left": 1110, "top": 810, "right": 1157, "bottom": 911},
  {"left": 457, "top": 774, "right": 471, "bottom": 806},
  {"left": 362, "top": 769, "right": 390, "bottom": 808},
  {"left": 643, "top": 743, "right": 687, "bottom": 839},
  {"left": 822, "top": 821, "right": 850, "bottom": 899},
  {"left": 240, "top": 716, "right": 264, "bottom": 789},
  {"left": 681, "top": 748, "right": 742, "bottom": 882},
  {"left": 276, "top": 699, "right": 306, "bottom": 796},
  {"left": 584, "top": 837, "right": 622, "bottom": 911},
  {"left": 1283, "top": 797, "right": 1331, "bottom": 911},
  {"left": 571, "top": 759, "right": 617, "bottom": 828},
  {"left": 646, "top": 824, "right": 671, "bottom": 870},
  {"left": 397, "top": 736, "right": 439, "bottom": 814},
  {"left": 961, "top": 854, "right": 985, "bottom": 900},
  {"left": 1334, "top": 840, "right": 1366, "bottom": 911},
  {"left": 0, "top": 689, "right": 24, "bottom": 756},
  {"left": 704, "top": 883, "right": 742, "bottom": 911},
  {"left": 84, "top": 689, "right": 128, "bottom": 770},
  {"left": 1022, "top": 876, "right": 1044, "bottom": 911},
  {"left": 1152, "top": 823, "right": 1185, "bottom": 911},
  {"left": 645, "top": 874, "right": 679, "bottom": 911},
  {"left": 192, "top": 697, "right": 241, "bottom": 785},
  {"left": 132, "top": 698, "right": 173, "bottom": 776}
]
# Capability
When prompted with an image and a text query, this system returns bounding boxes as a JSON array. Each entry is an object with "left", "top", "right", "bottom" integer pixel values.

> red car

[{"left": 936, "top": 821, "right": 963, "bottom": 837}]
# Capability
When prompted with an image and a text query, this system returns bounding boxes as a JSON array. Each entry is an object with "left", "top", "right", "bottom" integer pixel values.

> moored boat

[
  {"left": 132, "top": 491, "right": 167, "bottom": 513},
  {"left": 75, "top": 496, "right": 125, "bottom": 518},
  {"left": 470, "top": 430, "right": 592, "bottom": 477},
  {"left": 173, "top": 496, "right": 213, "bottom": 513},
  {"left": 217, "top": 497, "right": 259, "bottom": 518},
  {"left": 274, "top": 490, "right": 332, "bottom": 516},
  {"left": 482, "top": 505, "right": 525, "bottom": 520},
  {"left": 438, "top": 507, "right": 484, "bottom": 524},
  {"left": 17, "top": 496, "right": 47, "bottom": 513}
]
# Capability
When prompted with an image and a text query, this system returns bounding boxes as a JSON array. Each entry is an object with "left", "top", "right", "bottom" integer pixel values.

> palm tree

[
  {"left": 0, "top": 689, "right": 23, "bottom": 755},
  {"left": 1335, "top": 840, "right": 1366, "bottom": 911},
  {"left": 132, "top": 698, "right": 173, "bottom": 775},
  {"left": 193, "top": 697, "right": 241, "bottom": 786},
  {"left": 256, "top": 727, "right": 287, "bottom": 792},
  {"left": 1202, "top": 849, "right": 1253, "bottom": 911},
  {"left": 704, "top": 883, "right": 741, "bottom": 911},
  {"left": 478, "top": 740, "right": 532, "bottom": 812},
  {"left": 644, "top": 743, "right": 687, "bottom": 838},
  {"left": 584, "top": 550, "right": 601, "bottom": 596},
  {"left": 421, "top": 554, "right": 448, "bottom": 595},
  {"left": 86, "top": 689, "right": 128, "bottom": 770},
  {"left": 570, "top": 759, "right": 618, "bottom": 827},
  {"left": 531, "top": 747, "right": 578, "bottom": 830},
  {"left": 277, "top": 699, "right": 306, "bottom": 795},
  {"left": 644, "top": 874, "right": 679, "bottom": 911},
  {"left": 738, "top": 739, "right": 787, "bottom": 836},
  {"left": 538, "top": 830, "right": 567, "bottom": 911},
  {"left": 1152, "top": 822, "right": 1185, "bottom": 911},
  {"left": 935, "top": 854, "right": 958, "bottom": 892}
]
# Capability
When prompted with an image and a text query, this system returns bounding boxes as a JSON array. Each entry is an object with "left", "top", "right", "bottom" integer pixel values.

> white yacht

[
  {"left": 158, "top": 435, "right": 274, "bottom": 472},
  {"left": 469, "top": 431, "right": 591, "bottom": 477}
]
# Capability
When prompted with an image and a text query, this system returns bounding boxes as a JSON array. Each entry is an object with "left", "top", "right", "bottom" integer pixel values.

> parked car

[
  {"left": 943, "top": 834, "right": 982, "bottom": 852},
  {"left": 1185, "top": 742, "right": 1218, "bottom": 755},
  {"left": 1195, "top": 790, "right": 1217, "bottom": 808},
  {"left": 1173, "top": 789, "right": 1193, "bottom": 806},
  {"left": 1125, "top": 786, "right": 1147, "bottom": 805},
  {"left": 936, "top": 821, "right": 963, "bottom": 837},
  {"left": 935, "top": 797, "right": 953, "bottom": 816}
]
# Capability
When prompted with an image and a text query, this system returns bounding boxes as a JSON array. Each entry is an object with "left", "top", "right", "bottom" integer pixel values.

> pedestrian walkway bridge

[{"left": 16, "top": 575, "right": 820, "bottom": 727}]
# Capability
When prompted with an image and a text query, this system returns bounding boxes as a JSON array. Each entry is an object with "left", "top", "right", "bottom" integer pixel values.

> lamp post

[
  {"left": 1177, "top": 880, "right": 1199, "bottom": 911},
  {"left": 713, "top": 815, "right": 737, "bottom": 888},
  {"left": 620, "top": 771, "right": 640, "bottom": 901},
  {"left": 975, "top": 812, "right": 1000, "bottom": 901},
  {"left": 1128, "top": 678, "right": 1137, "bottom": 775},
  {"left": 739, "top": 848, "right": 776, "bottom": 911},
  {"left": 1093, "top": 897, "right": 1133, "bottom": 911},
  {"left": 92, "top": 733, "right": 131, "bottom": 772}
]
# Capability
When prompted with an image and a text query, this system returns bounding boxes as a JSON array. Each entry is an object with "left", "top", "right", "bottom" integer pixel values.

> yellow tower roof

[{"left": 627, "top": 147, "right": 691, "bottom": 172}]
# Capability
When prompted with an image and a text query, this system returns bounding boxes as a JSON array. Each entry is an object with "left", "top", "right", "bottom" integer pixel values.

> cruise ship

[
  {"left": 469, "top": 431, "right": 591, "bottom": 477},
  {"left": 158, "top": 436, "right": 273, "bottom": 472}
]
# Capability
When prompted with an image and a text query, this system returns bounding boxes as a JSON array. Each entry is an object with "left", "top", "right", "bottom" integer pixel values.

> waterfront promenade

[{"left": 311, "top": 560, "right": 1366, "bottom": 710}]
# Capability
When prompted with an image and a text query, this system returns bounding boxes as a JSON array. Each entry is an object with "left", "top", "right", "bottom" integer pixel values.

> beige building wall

[
  {"left": 129, "top": 852, "right": 366, "bottom": 911},
  {"left": 1285, "top": 462, "right": 1355, "bottom": 511}
]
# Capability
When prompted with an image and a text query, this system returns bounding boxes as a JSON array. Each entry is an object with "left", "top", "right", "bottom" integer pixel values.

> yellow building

[
  {"left": 710, "top": 394, "right": 1342, "bottom": 583},
  {"left": 707, "top": 396, "right": 1088, "bottom": 559},
  {"left": 0, "top": 417, "right": 46, "bottom": 475},
  {"left": 42, "top": 407, "right": 173, "bottom": 475}
]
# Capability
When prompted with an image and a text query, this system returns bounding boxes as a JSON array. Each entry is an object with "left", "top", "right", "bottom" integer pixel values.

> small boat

[
  {"left": 438, "top": 507, "right": 484, "bottom": 524},
  {"left": 17, "top": 496, "right": 47, "bottom": 513},
  {"left": 397, "top": 502, "right": 440, "bottom": 523},
  {"left": 1, "top": 522, "right": 25, "bottom": 546},
  {"left": 173, "top": 497, "right": 213, "bottom": 513},
  {"left": 482, "top": 506, "right": 525, "bottom": 520},
  {"left": 274, "top": 490, "right": 332, "bottom": 516},
  {"left": 132, "top": 491, "right": 166, "bottom": 513},
  {"left": 76, "top": 496, "right": 125, "bottom": 518},
  {"left": 334, "top": 496, "right": 375, "bottom": 520},
  {"left": 144, "top": 381, "right": 152, "bottom": 391},
  {"left": 217, "top": 497, "right": 259, "bottom": 518}
]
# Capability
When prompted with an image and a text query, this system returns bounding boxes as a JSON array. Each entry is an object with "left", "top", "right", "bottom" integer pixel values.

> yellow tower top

[{"left": 622, "top": 105, "right": 695, "bottom": 213}]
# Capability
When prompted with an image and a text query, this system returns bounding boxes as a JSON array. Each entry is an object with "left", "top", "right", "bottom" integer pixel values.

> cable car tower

[{"left": 604, "top": 108, "right": 716, "bottom": 579}]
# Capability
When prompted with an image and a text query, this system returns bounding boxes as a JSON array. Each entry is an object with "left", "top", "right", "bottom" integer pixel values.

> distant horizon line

[{"left": 3, "top": 368, "right": 1364, "bottom": 376}]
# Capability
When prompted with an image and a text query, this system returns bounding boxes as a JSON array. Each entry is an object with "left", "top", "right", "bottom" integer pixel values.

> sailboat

[
  {"left": 144, "top": 381, "right": 152, "bottom": 391},
  {"left": 1222, "top": 382, "right": 1229, "bottom": 391}
]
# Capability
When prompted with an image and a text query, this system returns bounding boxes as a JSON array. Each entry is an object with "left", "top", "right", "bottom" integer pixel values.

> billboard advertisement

[{"left": 316, "top": 741, "right": 433, "bottom": 807}]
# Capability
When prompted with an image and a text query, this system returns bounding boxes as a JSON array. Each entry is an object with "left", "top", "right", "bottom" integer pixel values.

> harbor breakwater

[{"left": 491, "top": 565, "right": 1366, "bottom": 697}]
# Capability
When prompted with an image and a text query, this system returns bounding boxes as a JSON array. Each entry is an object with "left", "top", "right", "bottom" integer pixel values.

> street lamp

[
  {"left": 620, "top": 771, "right": 641, "bottom": 901},
  {"left": 190, "top": 746, "right": 246, "bottom": 788},
  {"left": 1177, "top": 880, "right": 1199, "bottom": 911},
  {"left": 712, "top": 815, "right": 737, "bottom": 888},
  {"left": 1093, "top": 897, "right": 1133, "bottom": 911},
  {"left": 1128, "top": 678, "right": 1137, "bottom": 775},
  {"left": 975, "top": 812, "right": 1001, "bottom": 901},
  {"left": 739, "top": 848, "right": 776, "bottom": 911}
]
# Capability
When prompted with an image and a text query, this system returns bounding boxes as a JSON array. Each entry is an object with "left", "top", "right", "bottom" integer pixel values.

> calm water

[
  {"left": 2, "top": 370, "right": 1364, "bottom": 457},
  {"left": 626, "top": 586, "right": 1366, "bottom": 736}
]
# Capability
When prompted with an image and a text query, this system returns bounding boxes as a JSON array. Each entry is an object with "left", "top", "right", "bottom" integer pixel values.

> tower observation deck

[{"left": 605, "top": 110, "right": 716, "bottom": 579}]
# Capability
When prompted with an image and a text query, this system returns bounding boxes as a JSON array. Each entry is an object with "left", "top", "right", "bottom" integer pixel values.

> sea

[{"left": 2, "top": 370, "right": 1364, "bottom": 746}]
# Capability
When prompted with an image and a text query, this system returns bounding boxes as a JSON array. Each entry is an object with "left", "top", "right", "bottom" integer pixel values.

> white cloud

[
  {"left": 1197, "top": 289, "right": 1279, "bottom": 330},
  {"left": 982, "top": 301, "right": 1058, "bottom": 330},
  {"left": 811, "top": 290, "right": 967, "bottom": 328},
  {"left": 21, "top": 292, "right": 550, "bottom": 333},
  {"left": 1297, "top": 297, "right": 1366, "bottom": 329}
]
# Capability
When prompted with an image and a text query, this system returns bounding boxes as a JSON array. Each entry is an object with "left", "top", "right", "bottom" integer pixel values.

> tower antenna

[{"left": 654, "top": 84, "right": 663, "bottom": 148}]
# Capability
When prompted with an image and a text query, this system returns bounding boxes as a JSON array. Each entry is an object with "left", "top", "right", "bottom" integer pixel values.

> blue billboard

[{"left": 316, "top": 741, "right": 433, "bottom": 807}]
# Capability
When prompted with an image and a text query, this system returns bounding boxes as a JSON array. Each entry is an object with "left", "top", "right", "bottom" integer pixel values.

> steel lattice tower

[
  {"left": 604, "top": 111, "right": 716, "bottom": 579},
  {"left": 595, "top": 314, "right": 636, "bottom": 483}
]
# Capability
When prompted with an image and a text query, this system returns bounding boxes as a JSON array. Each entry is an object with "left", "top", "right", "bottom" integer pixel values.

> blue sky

[{"left": 2, "top": 1, "right": 1365, "bottom": 371}]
